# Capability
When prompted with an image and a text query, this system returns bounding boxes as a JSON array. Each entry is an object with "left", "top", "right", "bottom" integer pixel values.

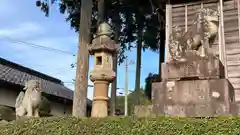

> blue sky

[{"left": 0, "top": 0, "right": 159, "bottom": 99}]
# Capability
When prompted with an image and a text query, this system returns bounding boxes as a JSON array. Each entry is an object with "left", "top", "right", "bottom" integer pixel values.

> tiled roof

[{"left": 0, "top": 57, "right": 92, "bottom": 106}]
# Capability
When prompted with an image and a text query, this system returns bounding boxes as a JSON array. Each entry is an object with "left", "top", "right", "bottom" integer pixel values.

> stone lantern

[{"left": 88, "top": 22, "right": 118, "bottom": 117}]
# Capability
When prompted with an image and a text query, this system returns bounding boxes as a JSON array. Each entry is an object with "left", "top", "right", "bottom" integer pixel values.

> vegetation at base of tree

[
  {"left": 0, "top": 106, "right": 15, "bottom": 121},
  {"left": 1, "top": 116, "right": 240, "bottom": 135},
  {"left": 116, "top": 88, "right": 151, "bottom": 115},
  {"left": 39, "top": 96, "right": 51, "bottom": 117}
]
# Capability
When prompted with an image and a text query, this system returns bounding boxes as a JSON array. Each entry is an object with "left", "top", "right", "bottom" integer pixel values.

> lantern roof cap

[{"left": 88, "top": 22, "right": 118, "bottom": 55}]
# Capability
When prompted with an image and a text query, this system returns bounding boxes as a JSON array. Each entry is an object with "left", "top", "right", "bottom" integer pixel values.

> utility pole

[
  {"left": 72, "top": 0, "right": 92, "bottom": 117},
  {"left": 124, "top": 57, "right": 135, "bottom": 116}
]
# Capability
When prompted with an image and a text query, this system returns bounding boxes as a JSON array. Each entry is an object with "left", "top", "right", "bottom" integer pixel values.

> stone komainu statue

[
  {"left": 15, "top": 80, "right": 42, "bottom": 119},
  {"left": 169, "top": 8, "right": 219, "bottom": 61}
]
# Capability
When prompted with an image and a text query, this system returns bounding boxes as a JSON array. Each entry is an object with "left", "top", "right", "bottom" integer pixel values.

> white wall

[
  {"left": 50, "top": 100, "right": 72, "bottom": 116},
  {"left": 0, "top": 88, "right": 19, "bottom": 107}
]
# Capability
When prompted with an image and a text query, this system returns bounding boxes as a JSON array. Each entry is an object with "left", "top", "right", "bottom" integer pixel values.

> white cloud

[
  {"left": 0, "top": 21, "right": 77, "bottom": 90},
  {"left": 0, "top": 22, "right": 44, "bottom": 39}
]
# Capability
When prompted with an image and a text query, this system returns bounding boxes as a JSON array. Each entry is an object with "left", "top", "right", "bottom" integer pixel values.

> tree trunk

[
  {"left": 156, "top": 4, "right": 166, "bottom": 79},
  {"left": 72, "top": 0, "right": 92, "bottom": 117},
  {"left": 110, "top": 53, "right": 117, "bottom": 115},
  {"left": 97, "top": 0, "right": 105, "bottom": 24},
  {"left": 158, "top": 30, "right": 165, "bottom": 77},
  {"left": 135, "top": 32, "right": 142, "bottom": 105},
  {"left": 110, "top": 24, "right": 120, "bottom": 116},
  {"left": 110, "top": 2, "right": 120, "bottom": 115}
]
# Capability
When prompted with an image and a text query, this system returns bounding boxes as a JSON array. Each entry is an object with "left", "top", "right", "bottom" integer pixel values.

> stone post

[{"left": 88, "top": 22, "right": 118, "bottom": 117}]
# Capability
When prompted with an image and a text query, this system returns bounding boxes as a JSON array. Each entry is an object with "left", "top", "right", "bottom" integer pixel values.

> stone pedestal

[
  {"left": 90, "top": 69, "right": 115, "bottom": 118},
  {"left": 152, "top": 54, "right": 237, "bottom": 117},
  {"left": 91, "top": 81, "right": 109, "bottom": 117},
  {"left": 162, "top": 52, "right": 225, "bottom": 81},
  {"left": 152, "top": 79, "right": 237, "bottom": 117}
]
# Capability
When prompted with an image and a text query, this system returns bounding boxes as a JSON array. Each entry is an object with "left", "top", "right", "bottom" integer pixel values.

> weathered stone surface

[
  {"left": 89, "top": 22, "right": 117, "bottom": 118},
  {"left": 90, "top": 69, "right": 116, "bottom": 82},
  {"left": 133, "top": 105, "right": 155, "bottom": 117},
  {"left": 91, "top": 81, "right": 109, "bottom": 117},
  {"left": 15, "top": 80, "right": 42, "bottom": 119},
  {"left": 168, "top": 8, "right": 219, "bottom": 62},
  {"left": 231, "top": 101, "right": 240, "bottom": 115},
  {"left": 89, "top": 22, "right": 118, "bottom": 55},
  {"left": 152, "top": 7, "right": 239, "bottom": 117},
  {"left": 152, "top": 79, "right": 236, "bottom": 117},
  {"left": 162, "top": 52, "right": 225, "bottom": 81}
]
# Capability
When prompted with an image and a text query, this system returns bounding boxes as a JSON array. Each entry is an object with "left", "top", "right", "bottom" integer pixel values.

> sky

[{"left": 0, "top": 0, "right": 159, "bottom": 99}]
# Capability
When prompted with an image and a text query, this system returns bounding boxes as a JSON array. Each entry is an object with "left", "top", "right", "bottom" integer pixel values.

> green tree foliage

[
  {"left": 116, "top": 88, "right": 151, "bottom": 115},
  {"left": 35, "top": 0, "right": 165, "bottom": 63},
  {"left": 39, "top": 96, "right": 51, "bottom": 117},
  {"left": 117, "top": 0, "right": 165, "bottom": 105},
  {"left": 144, "top": 73, "right": 160, "bottom": 100},
  {"left": 0, "top": 106, "right": 15, "bottom": 121},
  {"left": 36, "top": 0, "right": 133, "bottom": 64}
]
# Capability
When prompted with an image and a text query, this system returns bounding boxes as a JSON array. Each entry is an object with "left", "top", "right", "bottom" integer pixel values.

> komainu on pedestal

[
  {"left": 152, "top": 8, "right": 238, "bottom": 117},
  {"left": 15, "top": 80, "right": 42, "bottom": 119}
]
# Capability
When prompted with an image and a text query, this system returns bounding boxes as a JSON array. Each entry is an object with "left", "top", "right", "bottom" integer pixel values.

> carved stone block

[
  {"left": 152, "top": 79, "right": 236, "bottom": 117},
  {"left": 162, "top": 52, "right": 225, "bottom": 81}
]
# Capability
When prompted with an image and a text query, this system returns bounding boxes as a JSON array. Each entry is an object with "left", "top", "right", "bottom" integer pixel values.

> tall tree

[
  {"left": 134, "top": 13, "right": 144, "bottom": 105},
  {"left": 155, "top": 2, "right": 166, "bottom": 76},
  {"left": 97, "top": 0, "right": 105, "bottom": 24},
  {"left": 37, "top": 0, "right": 94, "bottom": 117},
  {"left": 109, "top": 8, "right": 121, "bottom": 116},
  {"left": 72, "top": 0, "right": 93, "bottom": 116},
  {"left": 131, "top": 0, "right": 163, "bottom": 105}
]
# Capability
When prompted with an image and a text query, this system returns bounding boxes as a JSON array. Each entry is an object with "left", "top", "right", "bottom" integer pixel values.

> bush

[
  {"left": 1, "top": 116, "right": 240, "bottom": 135},
  {"left": 0, "top": 105, "right": 15, "bottom": 121},
  {"left": 39, "top": 96, "right": 51, "bottom": 116}
]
